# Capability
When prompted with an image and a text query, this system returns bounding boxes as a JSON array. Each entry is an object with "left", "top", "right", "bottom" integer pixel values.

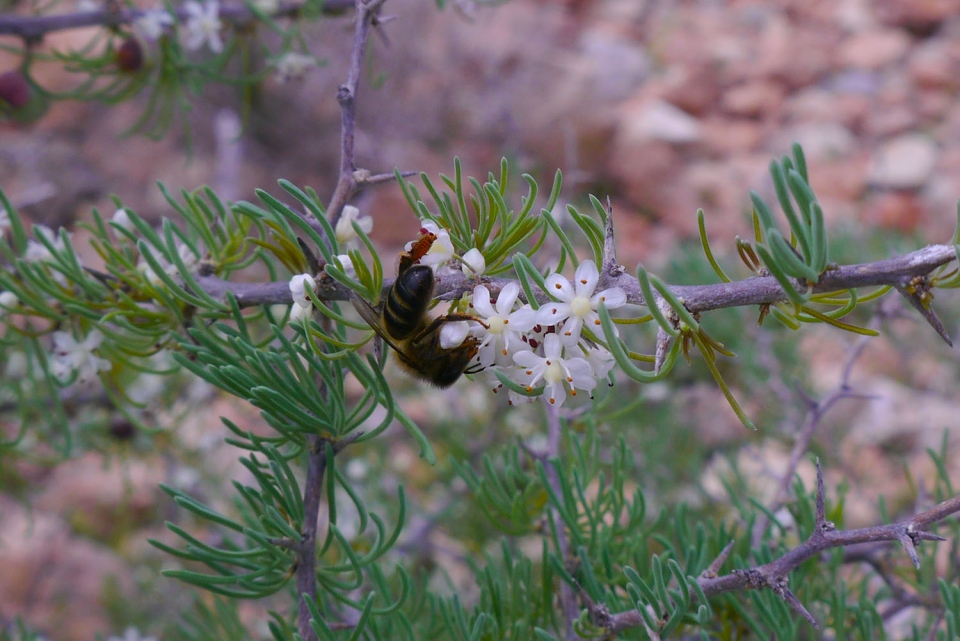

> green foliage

[{"left": 1, "top": 148, "right": 960, "bottom": 640}]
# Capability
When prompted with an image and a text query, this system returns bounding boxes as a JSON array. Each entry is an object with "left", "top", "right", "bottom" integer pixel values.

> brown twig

[
  {"left": 324, "top": 0, "right": 389, "bottom": 229},
  {"left": 751, "top": 309, "right": 884, "bottom": 546},
  {"left": 192, "top": 242, "right": 959, "bottom": 316},
  {"left": 602, "top": 462, "right": 960, "bottom": 635}
]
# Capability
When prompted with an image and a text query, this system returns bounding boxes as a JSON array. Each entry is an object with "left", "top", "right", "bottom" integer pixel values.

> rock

[
  {"left": 618, "top": 98, "right": 702, "bottom": 144},
  {"left": 580, "top": 31, "right": 651, "bottom": 101},
  {"left": 721, "top": 80, "right": 786, "bottom": 119},
  {"left": 867, "top": 133, "right": 938, "bottom": 189},
  {"left": 861, "top": 190, "right": 928, "bottom": 231},
  {"left": 772, "top": 122, "right": 857, "bottom": 161},
  {"left": 908, "top": 37, "right": 960, "bottom": 89},
  {"left": 876, "top": 0, "right": 960, "bottom": 34},
  {"left": 838, "top": 28, "right": 912, "bottom": 70},
  {"left": 700, "top": 117, "right": 766, "bottom": 155}
]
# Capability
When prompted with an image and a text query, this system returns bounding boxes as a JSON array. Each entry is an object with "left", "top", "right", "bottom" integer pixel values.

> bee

[{"left": 352, "top": 230, "right": 483, "bottom": 388}]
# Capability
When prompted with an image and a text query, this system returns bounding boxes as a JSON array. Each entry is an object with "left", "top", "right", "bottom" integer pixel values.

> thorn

[
  {"left": 917, "top": 531, "right": 947, "bottom": 543},
  {"left": 894, "top": 281, "right": 953, "bottom": 347},
  {"left": 701, "top": 540, "right": 735, "bottom": 579},
  {"left": 814, "top": 458, "right": 828, "bottom": 531},
  {"left": 897, "top": 531, "right": 921, "bottom": 569},
  {"left": 654, "top": 327, "right": 670, "bottom": 375},
  {"left": 777, "top": 584, "right": 819, "bottom": 629},
  {"left": 601, "top": 196, "right": 620, "bottom": 275}
]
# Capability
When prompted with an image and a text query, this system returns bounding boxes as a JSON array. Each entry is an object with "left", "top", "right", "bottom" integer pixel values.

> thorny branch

[
  {"left": 293, "top": 1, "right": 386, "bottom": 639},
  {"left": 193, "top": 242, "right": 960, "bottom": 328},
  {"left": 600, "top": 462, "right": 960, "bottom": 635},
  {"left": 750, "top": 305, "right": 888, "bottom": 546}
]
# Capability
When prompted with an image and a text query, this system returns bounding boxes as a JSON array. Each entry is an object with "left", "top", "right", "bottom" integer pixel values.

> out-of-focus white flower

[
  {"left": 334, "top": 254, "right": 356, "bottom": 276},
  {"left": 345, "top": 458, "right": 368, "bottom": 482},
  {"left": 134, "top": 9, "right": 174, "bottom": 41},
  {"left": 536, "top": 259, "right": 626, "bottom": 345},
  {"left": 469, "top": 283, "right": 536, "bottom": 368},
  {"left": 50, "top": 329, "right": 112, "bottom": 384},
  {"left": 335, "top": 205, "right": 373, "bottom": 245},
  {"left": 25, "top": 225, "right": 66, "bottom": 263},
  {"left": 107, "top": 627, "right": 158, "bottom": 641},
  {"left": 180, "top": 0, "right": 223, "bottom": 53},
  {"left": 138, "top": 240, "right": 201, "bottom": 286},
  {"left": 76, "top": 0, "right": 99, "bottom": 11},
  {"left": 111, "top": 207, "right": 135, "bottom": 233},
  {"left": 512, "top": 334, "right": 596, "bottom": 407},
  {"left": 583, "top": 344, "right": 616, "bottom": 381},
  {"left": 273, "top": 52, "right": 316, "bottom": 82},
  {"left": 407, "top": 220, "right": 454, "bottom": 268},
  {"left": 0, "top": 291, "right": 18, "bottom": 314},
  {"left": 251, "top": 0, "right": 279, "bottom": 14},
  {"left": 460, "top": 248, "right": 486, "bottom": 277},
  {"left": 0, "top": 208, "right": 9, "bottom": 232}
]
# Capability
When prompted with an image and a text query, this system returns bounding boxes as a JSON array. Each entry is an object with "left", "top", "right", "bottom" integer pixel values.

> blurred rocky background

[{"left": 2, "top": 0, "right": 960, "bottom": 638}]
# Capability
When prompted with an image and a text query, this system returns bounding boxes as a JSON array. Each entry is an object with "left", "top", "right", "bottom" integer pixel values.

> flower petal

[
  {"left": 544, "top": 273, "right": 575, "bottom": 302},
  {"left": 573, "top": 260, "right": 599, "bottom": 297}
]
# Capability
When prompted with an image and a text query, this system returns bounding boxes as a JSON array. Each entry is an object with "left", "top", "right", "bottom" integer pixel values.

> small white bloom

[
  {"left": 584, "top": 344, "right": 616, "bottom": 381},
  {"left": 0, "top": 291, "right": 18, "bottom": 313},
  {"left": 289, "top": 273, "right": 316, "bottom": 309},
  {"left": 50, "top": 329, "right": 112, "bottom": 384},
  {"left": 469, "top": 282, "right": 537, "bottom": 368},
  {"left": 439, "top": 320, "right": 471, "bottom": 349},
  {"left": 251, "top": 0, "right": 279, "bottom": 14},
  {"left": 111, "top": 207, "right": 135, "bottom": 233},
  {"left": 25, "top": 225, "right": 66, "bottom": 263},
  {"left": 138, "top": 240, "right": 201, "bottom": 286},
  {"left": 180, "top": 0, "right": 223, "bottom": 53},
  {"left": 273, "top": 52, "right": 316, "bottom": 83},
  {"left": 334, "top": 254, "right": 356, "bottom": 276},
  {"left": 107, "top": 627, "right": 158, "bottom": 641},
  {"left": 407, "top": 221, "right": 454, "bottom": 268},
  {"left": 134, "top": 9, "right": 174, "bottom": 41},
  {"left": 512, "top": 334, "right": 596, "bottom": 407},
  {"left": 536, "top": 260, "right": 627, "bottom": 346},
  {"left": 460, "top": 248, "right": 486, "bottom": 277},
  {"left": 345, "top": 458, "right": 368, "bottom": 482},
  {"left": 0, "top": 208, "right": 9, "bottom": 232},
  {"left": 335, "top": 205, "right": 373, "bottom": 245}
]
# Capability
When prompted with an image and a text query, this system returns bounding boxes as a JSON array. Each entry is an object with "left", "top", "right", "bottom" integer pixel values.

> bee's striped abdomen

[{"left": 383, "top": 264, "right": 434, "bottom": 339}]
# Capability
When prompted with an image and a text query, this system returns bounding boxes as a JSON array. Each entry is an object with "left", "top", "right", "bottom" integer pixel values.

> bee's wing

[{"left": 351, "top": 294, "right": 403, "bottom": 357}]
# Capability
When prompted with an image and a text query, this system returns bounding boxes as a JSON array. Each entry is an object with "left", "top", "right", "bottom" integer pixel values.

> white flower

[
  {"left": 439, "top": 320, "right": 471, "bottom": 349},
  {"left": 107, "top": 627, "right": 157, "bottom": 641},
  {"left": 111, "top": 207, "right": 135, "bottom": 233},
  {"left": 288, "top": 273, "right": 315, "bottom": 323},
  {"left": 138, "top": 240, "right": 201, "bottom": 286},
  {"left": 180, "top": 0, "right": 223, "bottom": 53},
  {"left": 0, "top": 291, "right": 18, "bottom": 314},
  {"left": 334, "top": 254, "right": 356, "bottom": 276},
  {"left": 289, "top": 273, "right": 316, "bottom": 308},
  {"left": 251, "top": 0, "right": 279, "bottom": 13},
  {"left": 461, "top": 248, "right": 486, "bottom": 278},
  {"left": 273, "top": 52, "right": 316, "bottom": 83},
  {"left": 407, "top": 221, "right": 454, "bottom": 268},
  {"left": 512, "top": 334, "right": 596, "bottom": 407},
  {"left": 50, "top": 329, "right": 112, "bottom": 384},
  {"left": 468, "top": 283, "right": 537, "bottom": 368},
  {"left": 536, "top": 260, "right": 626, "bottom": 346},
  {"left": 345, "top": 458, "right": 368, "bottom": 482},
  {"left": 584, "top": 344, "right": 616, "bottom": 381},
  {"left": 134, "top": 9, "right": 174, "bottom": 41},
  {"left": 0, "top": 208, "right": 9, "bottom": 232},
  {"left": 25, "top": 225, "right": 66, "bottom": 263},
  {"left": 335, "top": 205, "right": 373, "bottom": 245}
]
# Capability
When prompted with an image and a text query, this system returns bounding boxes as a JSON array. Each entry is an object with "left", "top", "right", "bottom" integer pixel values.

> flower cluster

[{"left": 443, "top": 259, "right": 625, "bottom": 407}]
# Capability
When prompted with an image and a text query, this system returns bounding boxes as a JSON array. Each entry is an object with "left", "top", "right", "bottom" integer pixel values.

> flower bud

[
  {"left": 116, "top": 37, "right": 144, "bottom": 73},
  {"left": 0, "top": 70, "right": 49, "bottom": 124},
  {"left": 0, "top": 70, "right": 30, "bottom": 109}
]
